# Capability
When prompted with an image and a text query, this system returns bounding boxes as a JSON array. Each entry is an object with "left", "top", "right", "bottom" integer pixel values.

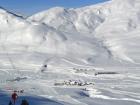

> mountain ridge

[{"left": 0, "top": 0, "right": 140, "bottom": 67}]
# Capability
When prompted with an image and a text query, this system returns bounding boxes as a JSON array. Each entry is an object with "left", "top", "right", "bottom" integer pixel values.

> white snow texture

[{"left": 0, "top": 0, "right": 140, "bottom": 105}]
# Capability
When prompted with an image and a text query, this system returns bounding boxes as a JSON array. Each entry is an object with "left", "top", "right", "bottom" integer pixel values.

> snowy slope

[
  {"left": 0, "top": 6, "right": 112, "bottom": 69},
  {"left": 0, "top": 0, "right": 140, "bottom": 105},
  {"left": 29, "top": 0, "right": 140, "bottom": 66},
  {"left": 0, "top": 0, "right": 140, "bottom": 67}
]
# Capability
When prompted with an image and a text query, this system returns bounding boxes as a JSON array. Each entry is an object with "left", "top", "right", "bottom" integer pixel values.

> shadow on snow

[{"left": 0, "top": 90, "right": 64, "bottom": 105}]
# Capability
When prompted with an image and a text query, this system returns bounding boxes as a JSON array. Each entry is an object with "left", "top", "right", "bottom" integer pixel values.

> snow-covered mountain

[
  {"left": 28, "top": 0, "right": 140, "bottom": 66},
  {"left": 0, "top": 0, "right": 140, "bottom": 69},
  {"left": 1, "top": 1, "right": 140, "bottom": 105}
]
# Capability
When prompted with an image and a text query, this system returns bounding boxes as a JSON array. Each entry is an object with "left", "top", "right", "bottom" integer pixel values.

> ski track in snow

[{"left": 0, "top": 66, "right": 140, "bottom": 105}]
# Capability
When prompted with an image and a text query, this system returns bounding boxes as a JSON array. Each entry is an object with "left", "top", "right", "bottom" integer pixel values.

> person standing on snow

[{"left": 11, "top": 91, "right": 18, "bottom": 105}]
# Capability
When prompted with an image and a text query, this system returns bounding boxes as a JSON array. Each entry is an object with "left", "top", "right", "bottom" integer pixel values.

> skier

[
  {"left": 41, "top": 64, "right": 47, "bottom": 72},
  {"left": 21, "top": 99, "right": 29, "bottom": 105},
  {"left": 11, "top": 91, "right": 18, "bottom": 105}
]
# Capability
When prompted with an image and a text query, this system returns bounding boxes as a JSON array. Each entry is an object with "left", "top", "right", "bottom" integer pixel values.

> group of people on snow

[
  {"left": 8, "top": 91, "right": 29, "bottom": 105},
  {"left": 54, "top": 80, "right": 94, "bottom": 86}
]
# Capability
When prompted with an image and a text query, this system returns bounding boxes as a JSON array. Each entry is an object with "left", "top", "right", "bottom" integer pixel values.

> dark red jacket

[{"left": 12, "top": 92, "right": 18, "bottom": 101}]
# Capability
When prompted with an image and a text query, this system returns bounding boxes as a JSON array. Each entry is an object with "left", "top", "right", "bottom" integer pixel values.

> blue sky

[{"left": 0, "top": 0, "right": 109, "bottom": 15}]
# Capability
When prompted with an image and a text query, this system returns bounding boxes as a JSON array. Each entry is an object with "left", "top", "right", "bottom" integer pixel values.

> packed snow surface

[{"left": 0, "top": 0, "right": 140, "bottom": 105}]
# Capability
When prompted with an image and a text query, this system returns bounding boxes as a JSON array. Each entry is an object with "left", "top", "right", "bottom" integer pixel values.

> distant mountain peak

[{"left": 0, "top": 0, "right": 140, "bottom": 65}]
